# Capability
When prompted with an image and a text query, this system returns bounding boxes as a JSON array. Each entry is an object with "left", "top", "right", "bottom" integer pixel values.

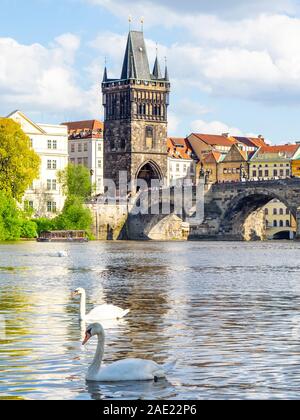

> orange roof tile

[
  {"left": 191, "top": 133, "right": 237, "bottom": 147},
  {"left": 259, "top": 144, "right": 300, "bottom": 155},
  {"left": 167, "top": 137, "right": 193, "bottom": 160},
  {"left": 202, "top": 151, "right": 222, "bottom": 164},
  {"left": 62, "top": 120, "right": 104, "bottom": 132}
]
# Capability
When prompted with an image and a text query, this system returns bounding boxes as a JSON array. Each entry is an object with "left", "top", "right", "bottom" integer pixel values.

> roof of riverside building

[
  {"left": 62, "top": 120, "right": 104, "bottom": 140},
  {"left": 167, "top": 138, "right": 194, "bottom": 160},
  {"left": 190, "top": 133, "right": 238, "bottom": 148}
]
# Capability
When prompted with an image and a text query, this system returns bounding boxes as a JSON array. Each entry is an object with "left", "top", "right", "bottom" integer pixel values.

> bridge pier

[{"left": 296, "top": 208, "right": 300, "bottom": 240}]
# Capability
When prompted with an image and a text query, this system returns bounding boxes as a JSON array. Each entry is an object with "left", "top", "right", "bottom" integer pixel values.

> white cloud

[
  {"left": 0, "top": 35, "right": 99, "bottom": 120},
  {"left": 191, "top": 119, "right": 243, "bottom": 136},
  {"left": 87, "top": 1, "right": 300, "bottom": 105},
  {"left": 88, "top": 0, "right": 297, "bottom": 19}
]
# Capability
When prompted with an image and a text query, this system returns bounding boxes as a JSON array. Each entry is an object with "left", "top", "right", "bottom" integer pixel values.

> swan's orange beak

[{"left": 82, "top": 332, "right": 91, "bottom": 345}]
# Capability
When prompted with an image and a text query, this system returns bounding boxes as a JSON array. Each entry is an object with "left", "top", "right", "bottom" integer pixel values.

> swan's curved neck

[
  {"left": 88, "top": 332, "right": 105, "bottom": 376},
  {"left": 79, "top": 291, "right": 86, "bottom": 320}
]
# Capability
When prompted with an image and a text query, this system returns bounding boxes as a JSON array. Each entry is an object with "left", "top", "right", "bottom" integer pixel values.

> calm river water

[{"left": 1, "top": 241, "right": 300, "bottom": 400}]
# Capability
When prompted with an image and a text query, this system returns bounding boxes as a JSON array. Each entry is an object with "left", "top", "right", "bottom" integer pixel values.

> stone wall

[{"left": 86, "top": 203, "right": 128, "bottom": 240}]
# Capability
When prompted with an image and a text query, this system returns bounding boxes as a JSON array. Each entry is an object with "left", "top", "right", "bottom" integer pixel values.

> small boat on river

[{"left": 37, "top": 230, "right": 89, "bottom": 243}]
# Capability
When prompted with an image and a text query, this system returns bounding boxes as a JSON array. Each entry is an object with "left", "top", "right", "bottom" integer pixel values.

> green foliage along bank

[
  {"left": 0, "top": 118, "right": 40, "bottom": 201},
  {"left": 34, "top": 164, "right": 94, "bottom": 238}
]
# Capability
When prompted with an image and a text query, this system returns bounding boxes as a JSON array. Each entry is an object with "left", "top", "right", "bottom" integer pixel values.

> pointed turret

[
  {"left": 121, "top": 31, "right": 151, "bottom": 80},
  {"left": 103, "top": 66, "right": 108, "bottom": 82},
  {"left": 152, "top": 56, "right": 162, "bottom": 79},
  {"left": 164, "top": 64, "right": 169, "bottom": 82}
]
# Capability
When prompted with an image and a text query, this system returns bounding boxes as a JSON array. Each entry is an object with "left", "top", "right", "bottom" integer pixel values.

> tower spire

[
  {"left": 103, "top": 56, "right": 108, "bottom": 82},
  {"left": 152, "top": 45, "right": 162, "bottom": 79},
  {"left": 164, "top": 56, "right": 169, "bottom": 81}
]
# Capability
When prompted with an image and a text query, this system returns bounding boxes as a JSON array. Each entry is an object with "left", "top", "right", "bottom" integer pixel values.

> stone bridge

[{"left": 126, "top": 179, "right": 300, "bottom": 241}]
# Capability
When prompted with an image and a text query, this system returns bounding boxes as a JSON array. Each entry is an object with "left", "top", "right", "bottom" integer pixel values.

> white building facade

[
  {"left": 63, "top": 120, "right": 104, "bottom": 195},
  {"left": 8, "top": 111, "right": 68, "bottom": 217},
  {"left": 167, "top": 138, "right": 195, "bottom": 186}
]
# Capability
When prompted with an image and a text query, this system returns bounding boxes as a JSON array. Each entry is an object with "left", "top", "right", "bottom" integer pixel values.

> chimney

[
  {"left": 222, "top": 133, "right": 230, "bottom": 138},
  {"left": 258, "top": 135, "right": 265, "bottom": 141}
]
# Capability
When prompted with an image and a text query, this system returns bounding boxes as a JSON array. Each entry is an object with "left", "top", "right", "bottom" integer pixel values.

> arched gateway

[{"left": 136, "top": 160, "right": 163, "bottom": 187}]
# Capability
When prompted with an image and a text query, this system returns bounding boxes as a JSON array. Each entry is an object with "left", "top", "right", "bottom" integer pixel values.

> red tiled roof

[
  {"left": 202, "top": 151, "right": 222, "bottom": 164},
  {"left": 233, "top": 136, "right": 267, "bottom": 149},
  {"left": 62, "top": 120, "right": 104, "bottom": 132},
  {"left": 248, "top": 137, "right": 267, "bottom": 148},
  {"left": 167, "top": 137, "right": 193, "bottom": 160},
  {"left": 259, "top": 144, "right": 300, "bottom": 155},
  {"left": 191, "top": 133, "right": 237, "bottom": 147}
]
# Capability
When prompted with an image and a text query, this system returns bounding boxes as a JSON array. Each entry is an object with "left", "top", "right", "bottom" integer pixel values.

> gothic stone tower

[{"left": 102, "top": 30, "right": 170, "bottom": 190}]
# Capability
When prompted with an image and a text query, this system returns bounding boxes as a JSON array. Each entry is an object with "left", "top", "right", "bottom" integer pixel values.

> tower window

[{"left": 145, "top": 126, "right": 154, "bottom": 150}]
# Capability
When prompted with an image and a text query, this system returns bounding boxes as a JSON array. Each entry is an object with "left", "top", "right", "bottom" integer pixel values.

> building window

[
  {"left": 98, "top": 143, "right": 102, "bottom": 152},
  {"left": 78, "top": 143, "right": 82, "bottom": 153},
  {"left": 98, "top": 160, "right": 102, "bottom": 169},
  {"left": 48, "top": 140, "right": 52, "bottom": 149},
  {"left": 286, "top": 220, "right": 290, "bottom": 227},
  {"left": 280, "top": 208, "right": 284, "bottom": 215},
  {"left": 258, "top": 170, "right": 263, "bottom": 177},
  {"left": 145, "top": 126, "right": 154, "bottom": 149},
  {"left": 47, "top": 201, "right": 57, "bottom": 213},
  {"left": 47, "top": 160, "right": 52, "bottom": 170},
  {"left": 265, "top": 170, "right": 269, "bottom": 177},
  {"left": 83, "top": 157, "right": 88, "bottom": 168},
  {"left": 274, "top": 170, "right": 278, "bottom": 177},
  {"left": 286, "top": 208, "right": 290, "bottom": 215},
  {"left": 280, "top": 169, "right": 284, "bottom": 177},
  {"left": 286, "top": 169, "right": 290, "bottom": 176},
  {"left": 78, "top": 158, "right": 83, "bottom": 165},
  {"left": 29, "top": 139, "right": 33, "bottom": 148},
  {"left": 47, "top": 179, "right": 57, "bottom": 190},
  {"left": 176, "top": 164, "right": 180, "bottom": 173},
  {"left": 274, "top": 220, "right": 277, "bottom": 227},
  {"left": 84, "top": 143, "right": 88, "bottom": 152},
  {"left": 71, "top": 144, "right": 75, "bottom": 153},
  {"left": 52, "top": 160, "right": 57, "bottom": 170},
  {"left": 265, "top": 208, "right": 269, "bottom": 215},
  {"left": 70, "top": 158, "right": 75, "bottom": 164},
  {"left": 121, "top": 138, "right": 126, "bottom": 150},
  {"left": 273, "top": 208, "right": 277, "bottom": 215},
  {"left": 280, "top": 220, "right": 284, "bottom": 227},
  {"left": 253, "top": 170, "right": 257, "bottom": 177},
  {"left": 53, "top": 140, "right": 57, "bottom": 150}
]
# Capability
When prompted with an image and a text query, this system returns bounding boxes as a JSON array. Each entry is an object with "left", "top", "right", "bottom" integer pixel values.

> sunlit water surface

[{"left": 1, "top": 241, "right": 300, "bottom": 400}]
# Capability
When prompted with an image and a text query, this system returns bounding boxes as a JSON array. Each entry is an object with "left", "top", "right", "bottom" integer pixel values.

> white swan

[
  {"left": 82, "top": 323, "right": 175, "bottom": 382},
  {"left": 57, "top": 251, "right": 68, "bottom": 258},
  {"left": 73, "top": 288, "right": 130, "bottom": 321}
]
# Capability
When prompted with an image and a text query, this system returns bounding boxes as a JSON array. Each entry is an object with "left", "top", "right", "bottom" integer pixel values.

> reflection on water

[{"left": 1, "top": 241, "right": 300, "bottom": 399}]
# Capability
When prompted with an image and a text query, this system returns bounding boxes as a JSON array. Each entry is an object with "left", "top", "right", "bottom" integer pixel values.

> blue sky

[{"left": 2, "top": 0, "right": 300, "bottom": 143}]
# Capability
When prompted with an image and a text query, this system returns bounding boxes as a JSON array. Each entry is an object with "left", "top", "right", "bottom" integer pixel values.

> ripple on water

[{"left": 1, "top": 241, "right": 300, "bottom": 400}]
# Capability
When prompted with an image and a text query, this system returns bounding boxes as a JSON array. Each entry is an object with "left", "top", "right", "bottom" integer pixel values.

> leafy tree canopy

[
  {"left": 55, "top": 196, "right": 93, "bottom": 232},
  {"left": 0, "top": 191, "right": 22, "bottom": 241},
  {"left": 58, "top": 164, "right": 93, "bottom": 200},
  {"left": 0, "top": 118, "right": 40, "bottom": 201}
]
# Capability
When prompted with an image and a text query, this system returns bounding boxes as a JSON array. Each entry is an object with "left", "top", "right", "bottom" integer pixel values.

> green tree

[
  {"left": 0, "top": 118, "right": 40, "bottom": 201},
  {"left": 55, "top": 196, "right": 93, "bottom": 232},
  {"left": 20, "top": 220, "right": 38, "bottom": 239},
  {"left": 0, "top": 191, "right": 22, "bottom": 241},
  {"left": 58, "top": 164, "right": 93, "bottom": 200}
]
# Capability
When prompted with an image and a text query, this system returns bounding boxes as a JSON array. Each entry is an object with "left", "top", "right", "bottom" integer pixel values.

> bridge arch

[{"left": 218, "top": 187, "right": 297, "bottom": 241}]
